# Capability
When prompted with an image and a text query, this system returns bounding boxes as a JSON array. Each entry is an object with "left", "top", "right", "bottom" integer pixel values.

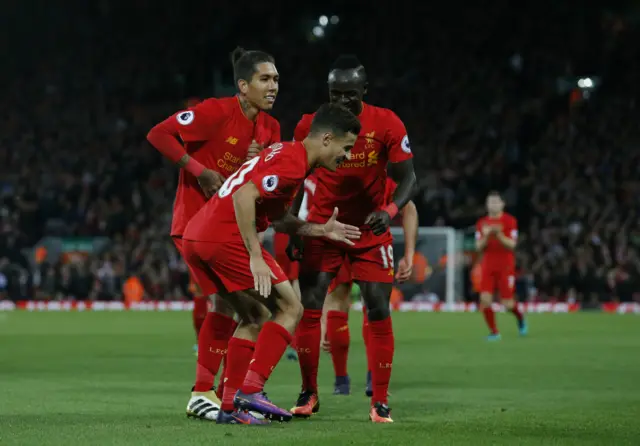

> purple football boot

[{"left": 234, "top": 390, "right": 292, "bottom": 422}]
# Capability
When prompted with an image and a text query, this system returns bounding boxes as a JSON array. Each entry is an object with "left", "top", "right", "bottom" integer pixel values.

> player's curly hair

[
  {"left": 310, "top": 103, "right": 361, "bottom": 137},
  {"left": 230, "top": 46, "right": 275, "bottom": 86}
]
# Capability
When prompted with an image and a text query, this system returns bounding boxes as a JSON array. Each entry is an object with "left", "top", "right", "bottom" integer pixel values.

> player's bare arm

[
  {"left": 273, "top": 208, "right": 361, "bottom": 245},
  {"left": 395, "top": 199, "right": 418, "bottom": 282},
  {"left": 232, "top": 181, "right": 276, "bottom": 297},
  {"left": 285, "top": 183, "right": 307, "bottom": 261},
  {"left": 365, "top": 159, "right": 417, "bottom": 235}
]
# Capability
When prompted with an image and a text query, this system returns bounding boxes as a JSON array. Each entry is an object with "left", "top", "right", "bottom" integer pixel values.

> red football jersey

[
  {"left": 294, "top": 102, "right": 412, "bottom": 227},
  {"left": 165, "top": 96, "right": 280, "bottom": 237},
  {"left": 184, "top": 142, "right": 309, "bottom": 242},
  {"left": 475, "top": 213, "right": 518, "bottom": 270},
  {"left": 297, "top": 174, "right": 317, "bottom": 221}
]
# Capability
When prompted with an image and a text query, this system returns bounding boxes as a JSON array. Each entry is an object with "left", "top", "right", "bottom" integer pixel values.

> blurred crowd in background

[{"left": 1, "top": 1, "right": 639, "bottom": 302}]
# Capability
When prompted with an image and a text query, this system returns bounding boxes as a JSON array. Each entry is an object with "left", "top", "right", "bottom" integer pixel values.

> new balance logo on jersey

[{"left": 226, "top": 136, "right": 238, "bottom": 145}]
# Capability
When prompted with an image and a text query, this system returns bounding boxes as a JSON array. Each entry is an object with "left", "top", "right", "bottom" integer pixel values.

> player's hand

[
  {"left": 286, "top": 235, "right": 304, "bottom": 261},
  {"left": 250, "top": 255, "right": 277, "bottom": 298},
  {"left": 197, "top": 169, "right": 225, "bottom": 199},
  {"left": 481, "top": 225, "right": 492, "bottom": 236},
  {"left": 323, "top": 207, "right": 361, "bottom": 246},
  {"left": 395, "top": 256, "right": 414, "bottom": 283},
  {"left": 247, "top": 139, "right": 263, "bottom": 160},
  {"left": 365, "top": 210, "right": 392, "bottom": 236}
]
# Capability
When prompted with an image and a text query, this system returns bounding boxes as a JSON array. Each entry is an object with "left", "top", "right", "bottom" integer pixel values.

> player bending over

[
  {"left": 320, "top": 181, "right": 418, "bottom": 396},
  {"left": 147, "top": 47, "right": 280, "bottom": 420},
  {"left": 291, "top": 54, "right": 417, "bottom": 423},
  {"left": 181, "top": 103, "right": 362, "bottom": 425},
  {"left": 475, "top": 191, "right": 527, "bottom": 341}
]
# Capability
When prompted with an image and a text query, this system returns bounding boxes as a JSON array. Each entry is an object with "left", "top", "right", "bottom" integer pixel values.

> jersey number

[
  {"left": 218, "top": 157, "right": 260, "bottom": 198},
  {"left": 379, "top": 245, "right": 394, "bottom": 269}
]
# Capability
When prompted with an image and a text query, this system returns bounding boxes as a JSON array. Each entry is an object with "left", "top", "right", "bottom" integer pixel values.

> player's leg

[
  {"left": 182, "top": 241, "right": 230, "bottom": 421},
  {"left": 172, "top": 237, "right": 207, "bottom": 346},
  {"left": 499, "top": 273, "right": 527, "bottom": 335},
  {"left": 216, "top": 291, "right": 272, "bottom": 425},
  {"left": 323, "top": 271, "right": 352, "bottom": 395},
  {"left": 203, "top": 241, "right": 301, "bottom": 423},
  {"left": 361, "top": 300, "right": 372, "bottom": 396},
  {"left": 233, "top": 282, "right": 303, "bottom": 422},
  {"left": 290, "top": 238, "right": 342, "bottom": 417},
  {"left": 351, "top": 235, "right": 396, "bottom": 423},
  {"left": 479, "top": 270, "right": 500, "bottom": 340},
  {"left": 273, "top": 232, "right": 300, "bottom": 361}
]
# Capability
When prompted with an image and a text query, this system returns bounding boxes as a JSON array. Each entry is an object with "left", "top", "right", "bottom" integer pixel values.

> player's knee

[
  {"left": 300, "top": 272, "right": 332, "bottom": 310},
  {"left": 479, "top": 293, "right": 493, "bottom": 307},
  {"left": 502, "top": 298, "right": 514, "bottom": 310},
  {"left": 211, "top": 294, "right": 235, "bottom": 317},
  {"left": 360, "top": 282, "right": 391, "bottom": 321}
]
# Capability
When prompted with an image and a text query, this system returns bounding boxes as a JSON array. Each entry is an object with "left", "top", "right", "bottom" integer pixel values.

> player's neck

[
  {"left": 301, "top": 138, "right": 320, "bottom": 168},
  {"left": 488, "top": 212, "right": 503, "bottom": 218},
  {"left": 237, "top": 95, "right": 260, "bottom": 121}
]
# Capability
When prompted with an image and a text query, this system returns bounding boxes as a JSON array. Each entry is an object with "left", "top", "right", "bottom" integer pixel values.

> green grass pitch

[{"left": 1, "top": 311, "right": 639, "bottom": 445}]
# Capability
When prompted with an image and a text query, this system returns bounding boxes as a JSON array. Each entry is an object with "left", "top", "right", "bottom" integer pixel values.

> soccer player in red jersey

[
  {"left": 320, "top": 178, "right": 418, "bottom": 396},
  {"left": 182, "top": 103, "right": 362, "bottom": 425},
  {"left": 475, "top": 191, "right": 527, "bottom": 341},
  {"left": 290, "top": 55, "right": 417, "bottom": 423},
  {"left": 146, "top": 47, "right": 281, "bottom": 420}
]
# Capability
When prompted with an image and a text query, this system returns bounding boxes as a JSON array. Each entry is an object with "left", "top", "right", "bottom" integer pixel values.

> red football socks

[
  {"left": 362, "top": 307, "right": 371, "bottom": 372},
  {"left": 327, "top": 311, "right": 350, "bottom": 377},
  {"left": 483, "top": 306, "right": 499, "bottom": 334},
  {"left": 295, "top": 309, "right": 322, "bottom": 392},
  {"left": 369, "top": 317, "right": 394, "bottom": 405},
  {"left": 193, "top": 312, "right": 236, "bottom": 392},
  {"left": 221, "top": 337, "right": 255, "bottom": 411},
  {"left": 192, "top": 296, "right": 208, "bottom": 336},
  {"left": 511, "top": 305, "right": 524, "bottom": 324},
  {"left": 241, "top": 322, "right": 293, "bottom": 394},
  {"left": 215, "top": 318, "right": 238, "bottom": 399}
]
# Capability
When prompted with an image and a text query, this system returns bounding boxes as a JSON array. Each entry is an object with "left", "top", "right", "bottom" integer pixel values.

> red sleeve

[
  {"left": 147, "top": 99, "right": 225, "bottom": 164},
  {"left": 293, "top": 115, "right": 312, "bottom": 142},
  {"left": 251, "top": 144, "right": 303, "bottom": 199},
  {"left": 384, "top": 110, "right": 413, "bottom": 163}
]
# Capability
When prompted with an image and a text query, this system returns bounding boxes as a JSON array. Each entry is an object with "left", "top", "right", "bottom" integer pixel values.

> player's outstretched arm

[{"left": 273, "top": 208, "right": 361, "bottom": 245}]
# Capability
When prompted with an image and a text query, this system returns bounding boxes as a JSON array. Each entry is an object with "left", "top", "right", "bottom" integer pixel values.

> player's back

[
  {"left": 170, "top": 96, "right": 281, "bottom": 237},
  {"left": 184, "top": 141, "right": 308, "bottom": 243},
  {"left": 294, "top": 103, "right": 411, "bottom": 227}
]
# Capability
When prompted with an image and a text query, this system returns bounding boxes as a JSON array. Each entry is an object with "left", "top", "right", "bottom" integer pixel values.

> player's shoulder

[
  {"left": 476, "top": 215, "right": 488, "bottom": 226},
  {"left": 503, "top": 213, "right": 518, "bottom": 224},
  {"left": 263, "top": 141, "right": 306, "bottom": 170},
  {"left": 364, "top": 103, "right": 404, "bottom": 125},
  {"left": 192, "top": 97, "right": 230, "bottom": 113},
  {"left": 261, "top": 112, "right": 280, "bottom": 128}
]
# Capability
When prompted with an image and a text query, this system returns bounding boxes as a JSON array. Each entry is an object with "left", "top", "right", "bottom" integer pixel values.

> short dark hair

[
  {"left": 310, "top": 103, "right": 361, "bottom": 137},
  {"left": 331, "top": 54, "right": 363, "bottom": 71},
  {"left": 230, "top": 46, "right": 275, "bottom": 84},
  {"left": 487, "top": 190, "right": 503, "bottom": 199}
]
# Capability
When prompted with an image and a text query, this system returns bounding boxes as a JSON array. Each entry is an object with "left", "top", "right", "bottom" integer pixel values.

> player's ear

[
  {"left": 322, "top": 132, "right": 333, "bottom": 147},
  {"left": 362, "top": 82, "right": 368, "bottom": 96},
  {"left": 238, "top": 79, "right": 249, "bottom": 95}
]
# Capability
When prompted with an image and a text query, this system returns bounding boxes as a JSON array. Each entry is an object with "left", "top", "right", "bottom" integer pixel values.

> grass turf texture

[{"left": 1, "top": 312, "right": 639, "bottom": 445}]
